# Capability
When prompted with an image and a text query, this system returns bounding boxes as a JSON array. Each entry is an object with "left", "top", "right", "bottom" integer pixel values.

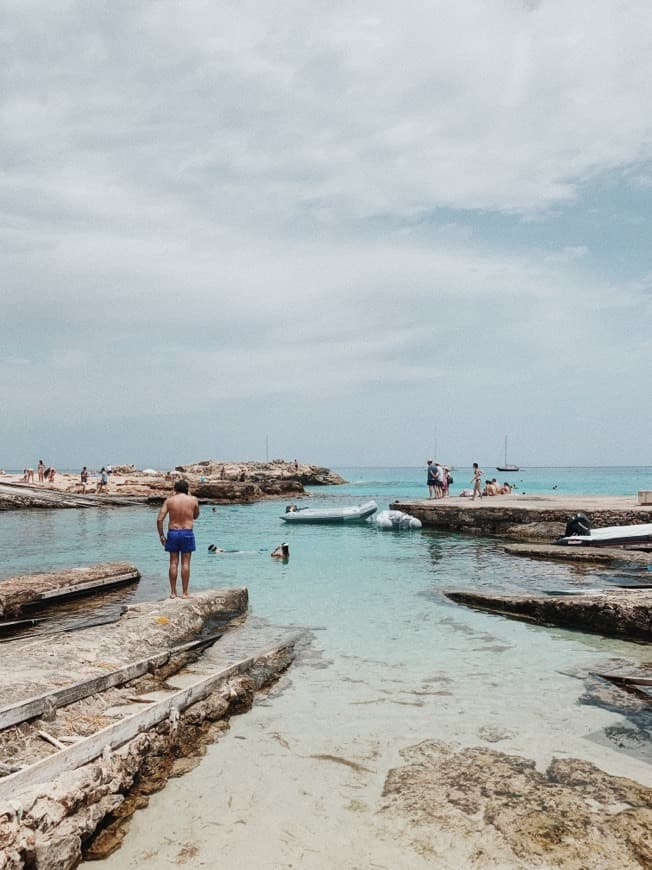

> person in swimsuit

[
  {"left": 157, "top": 478, "right": 200, "bottom": 598},
  {"left": 471, "top": 462, "right": 483, "bottom": 501}
]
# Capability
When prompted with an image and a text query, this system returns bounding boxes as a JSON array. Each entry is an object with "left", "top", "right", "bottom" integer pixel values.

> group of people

[
  {"left": 426, "top": 460, "right": 453, "bottom": 498},
  {"left": 427, "top": 461, "right": 514, "bottom": 500},
  {"left": 468, "top": 463, "right": 513, "bottom": 498},
  {"left": 79, "top": 465, "right": 111, "bottom": 493},
  {"left": 483, "top": 478, "right": 513, "bottom": 496},
  {"left": 23, "top": 460, "right": 56, "bottom": 484}
]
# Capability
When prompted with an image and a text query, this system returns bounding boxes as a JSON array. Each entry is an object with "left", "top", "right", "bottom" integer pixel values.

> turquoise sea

[{"left": 3, "top": 467, "right": 652, "bottom": 867}]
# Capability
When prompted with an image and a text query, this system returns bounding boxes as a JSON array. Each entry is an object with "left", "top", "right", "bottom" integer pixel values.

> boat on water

[
  {"left": 557, "top": 521, "right": 652, "bottom": 548},
  {"left": 281, "top": 500, "right": 378, "bottom": 524},
  {"left": 496, "top": 435, "right": 519, "bottom": 472}
]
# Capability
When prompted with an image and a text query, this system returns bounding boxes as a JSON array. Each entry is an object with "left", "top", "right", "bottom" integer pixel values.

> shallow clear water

[{"left": 3, "top": 467, "right": 652, "bottom": 846}]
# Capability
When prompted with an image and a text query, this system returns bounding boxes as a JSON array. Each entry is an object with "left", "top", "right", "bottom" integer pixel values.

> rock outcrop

[
  {"left": 0, "top": 562, "right": 140, "bottom": 618},
  {"left": 381, "top": 740, "right": 652, "bottom": 869},
  {"left": 391, "top": 495, "right": 652, "bottom": 541},
  {"left": 0, "top": 590, "right": 248, "bottom": 708},
  {"left": 174, "top": 459, "right": 345, "bottom": 487},
  {"left": 445, "top": 588, "right": 652, "bottom": 642},
  {"left": 0, "top": 594, "right": 303, "bottom": 869},
  {"left": 0, "top": 460, "right": 345, "bottom": 511}
]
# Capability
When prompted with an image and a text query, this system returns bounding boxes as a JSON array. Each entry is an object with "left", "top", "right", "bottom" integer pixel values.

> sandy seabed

[{"left": 88, "top": 637, "right": 652, "bottom": 870}]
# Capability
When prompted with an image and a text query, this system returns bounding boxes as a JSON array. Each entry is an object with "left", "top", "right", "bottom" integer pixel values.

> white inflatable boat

[
  {"left": 556, "top": 522, "right": 652, "bottom": 547},
  {"left": 370, "top": 509, "right": 422, "bottom": 530},
  {"left": 281, "top": 500, "right": 378, "bottom": 524}
]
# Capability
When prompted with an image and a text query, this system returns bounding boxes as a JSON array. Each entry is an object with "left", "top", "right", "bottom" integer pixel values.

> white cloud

[{"left": 1, "top": 0, "right": 652, "bottom": 464}]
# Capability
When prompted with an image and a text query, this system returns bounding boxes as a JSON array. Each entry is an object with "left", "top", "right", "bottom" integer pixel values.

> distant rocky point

[
  {"left": 0, "top": 460, "right": 346, "bottom": 510},
  {"left": 174, "top": 459, "right": 345, "bottom": 487}
]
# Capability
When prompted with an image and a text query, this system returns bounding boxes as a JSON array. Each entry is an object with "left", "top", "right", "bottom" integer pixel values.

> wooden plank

[
  {"left": 0, "top": 631, "right": 223, "bottom": 731},
  {"left": 0, "top": 617, "right": 46, "bottom": 634},
  {"left": 0, "top": 656, "right": 255, "bottom": 799},
  {"left": 595, "top": 672, "right": 652, "bottom": 687},
  {"left": 614, "top": 583, "right": 652, "bottom": 590}
]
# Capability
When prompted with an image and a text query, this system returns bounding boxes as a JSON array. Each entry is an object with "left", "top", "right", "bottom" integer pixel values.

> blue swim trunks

[{"left": 165, "top": 529, "right": 196, "bottom": 553}]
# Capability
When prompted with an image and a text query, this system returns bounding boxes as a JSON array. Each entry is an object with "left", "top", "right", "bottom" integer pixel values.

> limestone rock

[
  {"left": 445, "top": 587, "right": 652, "bottom": 642},
  {"left": 382, "top": 740, "right": 652, "bottom": 869}
]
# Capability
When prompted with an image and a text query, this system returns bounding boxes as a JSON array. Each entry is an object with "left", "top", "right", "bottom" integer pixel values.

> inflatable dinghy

[{"left": 281, "top": 500, "right": 378, "bottom": 524}]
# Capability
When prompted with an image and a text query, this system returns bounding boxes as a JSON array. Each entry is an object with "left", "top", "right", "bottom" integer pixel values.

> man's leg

[
  {"left": 180, "top": 552, "right": 192, "bottom": 598},
  {"left": 168, "top": 552, "right": 179, "bottom": 597}
]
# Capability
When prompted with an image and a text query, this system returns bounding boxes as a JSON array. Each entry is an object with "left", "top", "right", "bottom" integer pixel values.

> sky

[{"left": 2, "top": 0, "right": 652, "bottom": 469}]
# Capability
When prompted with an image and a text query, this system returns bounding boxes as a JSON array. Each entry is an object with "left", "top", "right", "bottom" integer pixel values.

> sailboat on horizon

[{"left": 496, "top": 435, "right": 519, "bottom": 472}]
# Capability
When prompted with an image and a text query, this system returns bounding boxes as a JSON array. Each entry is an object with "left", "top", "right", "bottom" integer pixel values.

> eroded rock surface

[
  {"left": 0, "top": 590, "right": 248, "bottom": 707},
  {"left": 381, "top": 740, "right": 652, "bottom": 869},
  {"left": 445, "top": 588, "right": 652, "bottom": 642},
  {"left": 0, "top": 460, "right": 345, "bottom": 511}
]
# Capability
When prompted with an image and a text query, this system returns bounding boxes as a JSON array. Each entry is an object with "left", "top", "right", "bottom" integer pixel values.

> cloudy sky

[{"left": 2, "top": 0, "right": 651, "bottom": 469}]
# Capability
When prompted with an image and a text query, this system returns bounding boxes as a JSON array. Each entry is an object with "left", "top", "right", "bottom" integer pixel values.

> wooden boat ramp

[
  {"left": 0, "top": 562, "right": 141, "bottom": 627},
  {"left": 0, "top": 589, "right": 307, "bottom": 867}
]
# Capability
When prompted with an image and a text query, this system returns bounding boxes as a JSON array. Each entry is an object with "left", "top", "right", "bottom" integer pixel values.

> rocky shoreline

[
  {"left": 0, "top": 459, "right": 345, "bottom": 511},
  {"left": 0, "top": 588, "right": 305, "bottom": 869}
]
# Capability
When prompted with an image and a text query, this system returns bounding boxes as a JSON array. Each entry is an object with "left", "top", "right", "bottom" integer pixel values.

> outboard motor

[{"left": 564, "top": 512, "right": 591, "bottom": 537}]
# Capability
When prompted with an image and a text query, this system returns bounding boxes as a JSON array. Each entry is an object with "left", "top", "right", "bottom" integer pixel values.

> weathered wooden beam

[
  {"left": 594, "top": 673, "right": 652, "bottom": 687},
  {"left": 28, "top": 571, "right": 140, "bottom": 606},
  {"left": 0, "top": 617, "right": 46, "bottom": 635},
  {"left": 0, "top": 631, "right": 223, "bottom": 731},
  {"left": 0, "top": 658, "right": 254, "bottom": 799},
  {"left": 0, "top": 562, "right": 140, "bottom": 617}
]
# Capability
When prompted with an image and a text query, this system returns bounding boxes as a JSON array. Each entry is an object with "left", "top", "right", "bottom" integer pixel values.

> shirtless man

[{"left": 156, "top": 479, "right": 200, "bottom": 598}]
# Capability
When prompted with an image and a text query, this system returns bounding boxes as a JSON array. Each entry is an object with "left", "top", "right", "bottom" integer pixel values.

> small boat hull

[
  {"left": 556, "top": 522, "right": 652, "bottom": 547},
  {"left": 281, "top": 500, "right": 378, "bottom": 524},
  {"left": 496, "top": 465, "right": 519, "bottom": 472}
]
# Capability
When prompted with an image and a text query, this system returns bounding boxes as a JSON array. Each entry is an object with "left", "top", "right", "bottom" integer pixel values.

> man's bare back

[{"left": 159, "top": 492, "right": 200, "bottom": 530}]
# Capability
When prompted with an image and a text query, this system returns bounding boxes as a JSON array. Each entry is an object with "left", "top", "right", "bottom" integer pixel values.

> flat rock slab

[
  {"left": 392, "top": 495, "right": 652, "bottom": 539},
  {"left": 504, "top": 543, "right": 652, "bottom": 565},
  {"left": 0, "top": 482, "right": 145, "bottom": 510},
  {"left": 381, "top": 740, "right": 652, "bottom": 869},
  {"left": 0, "top": 562, "right": 140, "bottom": 618},
  {"left": 445, "top": 588, "right": 652, "bottom": 642},
  {"left": 0, "top": 589, "right": 248, "bottom": 708}
]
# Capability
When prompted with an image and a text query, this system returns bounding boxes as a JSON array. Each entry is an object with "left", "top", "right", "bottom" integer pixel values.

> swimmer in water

[{"left": 271, "top": 543, "right": 290, "bottom": 560}]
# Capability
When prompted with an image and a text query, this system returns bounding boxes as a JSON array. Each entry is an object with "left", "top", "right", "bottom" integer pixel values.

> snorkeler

[{"left": 271, "top": 543, "right": 290, "bottom": 559}]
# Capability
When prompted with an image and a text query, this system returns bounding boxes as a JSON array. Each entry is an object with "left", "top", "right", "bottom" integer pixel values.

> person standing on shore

[
  {"left": 435, "top": 462, "right": 446, "bottom": 498},
  {"left": 97, "top": 467, "right": 109, "bottom": 494},
  {"left": 157, "top": 479, "right": 200, "bottom": 598},
  {"left": 471, "top": 462, "right": 483, "bottom": 501},
  {"left": 426, "top": 460, "right": 438, "bottom": 498},
  {"left": 37, "top": 460, "right": 45, "bottom": 484}
]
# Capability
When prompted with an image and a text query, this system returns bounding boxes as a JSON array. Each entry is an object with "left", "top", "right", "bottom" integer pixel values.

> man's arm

[
  {"left": 193, "top": 498, "right": 200, "bottom": 519},
  {"left": 157, "top": 500, "right": 169, "bottom": 545}
]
